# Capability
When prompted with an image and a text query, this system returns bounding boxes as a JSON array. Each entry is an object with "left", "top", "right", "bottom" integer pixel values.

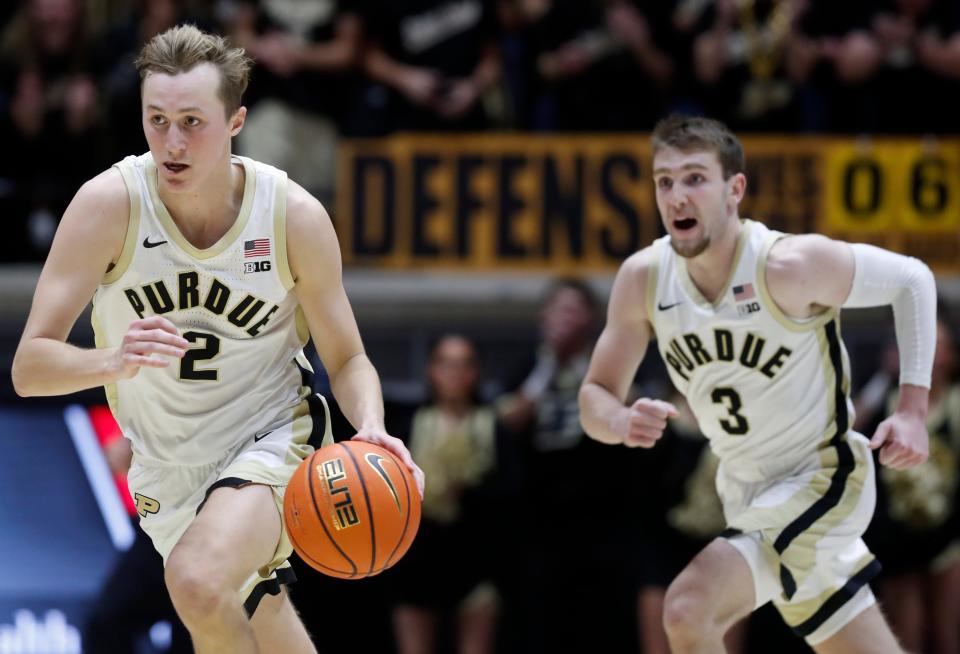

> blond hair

[{"left": 134, "top": 24, "right": 252, "bottom": 116}]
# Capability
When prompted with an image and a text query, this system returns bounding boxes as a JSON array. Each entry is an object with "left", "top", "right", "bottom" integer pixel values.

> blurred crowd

[{"left": 2, "top": 0, "right": 960, "bottom": 260}]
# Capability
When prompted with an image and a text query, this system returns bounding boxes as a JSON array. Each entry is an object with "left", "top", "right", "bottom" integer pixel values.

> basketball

[{"left": 283, "top": 440, "right": 421, "bottom": 579}]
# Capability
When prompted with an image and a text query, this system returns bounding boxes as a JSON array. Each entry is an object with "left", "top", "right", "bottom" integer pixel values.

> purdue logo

[
  {"left": 320, "top": 459, "right": 360, "bottom": 530},
  {"left": 134, "top": 493, "right": 160, "bottom": 518}
]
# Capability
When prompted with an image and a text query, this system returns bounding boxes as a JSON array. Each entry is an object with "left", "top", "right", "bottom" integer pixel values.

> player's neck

[
  {"left": 158, "top": 159, "right": 244, "bottom": 249},
  {"left": 685, "top": 216, "right": 742, "bottom": 303}
]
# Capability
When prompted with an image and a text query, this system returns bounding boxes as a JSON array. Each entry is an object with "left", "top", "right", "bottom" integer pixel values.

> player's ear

[
  {"left": 728, "top": 172, "right": 747, "bottom": 205},
  {"left": 229, "top": 106, "right": 247, "bottom": 137}
]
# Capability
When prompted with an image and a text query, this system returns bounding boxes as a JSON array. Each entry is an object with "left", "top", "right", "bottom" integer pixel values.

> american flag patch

[
  {"left": 244, "top": 238, "right": 270, "bottom": 258},
  {"left": 733, "top": 283, "right": 755, "bottom": 302}
]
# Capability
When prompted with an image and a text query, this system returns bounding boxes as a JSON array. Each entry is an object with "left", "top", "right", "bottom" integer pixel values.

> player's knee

[
  {"left": 662, "top": 585, "right": 713, "bottom": 644},
  {"left": 164, "top": 555, "right": 232, "bottom": 624}
]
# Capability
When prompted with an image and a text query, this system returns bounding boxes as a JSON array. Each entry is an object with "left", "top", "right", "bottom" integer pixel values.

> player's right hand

[
  {"left": 621, "top": 398, "right": 679, "bottom": 448},
  {"left": 113, "top": 316, "right": 189, "bottom": 379}
]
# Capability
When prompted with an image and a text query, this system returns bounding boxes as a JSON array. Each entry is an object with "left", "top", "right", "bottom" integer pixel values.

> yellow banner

[{"left": 336, "top": 135, "right": 960, "bottom": 273}]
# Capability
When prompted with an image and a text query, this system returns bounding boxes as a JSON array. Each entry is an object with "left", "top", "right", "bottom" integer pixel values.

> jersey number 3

[
  {"left": 711, "top": 387, "right": 749, "bottom": 435},
  {"left": 180, "top": 331, "right": 221, "bottom": 381}
]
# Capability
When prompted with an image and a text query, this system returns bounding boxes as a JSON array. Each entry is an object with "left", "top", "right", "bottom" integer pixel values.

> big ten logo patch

[
  {"left": 320, "top": 458, "right": 360, "bottom": 530},
  {"left": 737, "top": 301, "right": 761, "bottom": 316},
  {"left": 244, "top": 260, "right": 272, "bottom": 274},
  {"left": 134, "top": 493, "right": 160, "bottom": 518}
]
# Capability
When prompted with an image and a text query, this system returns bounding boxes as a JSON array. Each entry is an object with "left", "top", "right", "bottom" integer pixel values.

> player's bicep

[
  {"left": 767, "top": 235, "right": 854, "bottom": 314},
  {"left": 21, "top": 172, "right": 128, "bottom": 342},
  {"left": 583, "top": 255, "right": 652, "bottom": 401}
]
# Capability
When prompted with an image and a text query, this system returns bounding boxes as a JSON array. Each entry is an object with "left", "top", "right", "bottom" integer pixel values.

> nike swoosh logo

[
  {"left": 143, "top": 237, "right": 168, "bottom": 248},
  {"left": 364, "top": 453, "right": 402, "bottom": 513},
  {"left": 254, "top": 429, "right": 274, "bottom": 442},
  {"left": 657, "top": 301, "right": 683, "bottom": 311}
]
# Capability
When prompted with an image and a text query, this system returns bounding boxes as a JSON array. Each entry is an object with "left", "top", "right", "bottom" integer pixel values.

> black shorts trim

[
  {"left": 195, "top": 477, "right": 251, "bottom": 515},
  {"left": 791, "top": 558, "right": 881, "bottom": 638},
  {"left": 244, "top": 565, "right": 298, "bottom": 618}
]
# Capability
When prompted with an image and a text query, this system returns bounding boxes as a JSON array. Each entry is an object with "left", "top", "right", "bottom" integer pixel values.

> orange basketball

[{"left": 283, "top": 440, "right": 421, "bottom": 579}]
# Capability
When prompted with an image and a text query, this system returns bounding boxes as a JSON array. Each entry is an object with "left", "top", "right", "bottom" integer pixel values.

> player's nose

[
  {"left": 667, "top": 188, "right": 689, "bottom": 212},
  {"left": 165, "top": 125, "right": 187, "bottom": 155}
]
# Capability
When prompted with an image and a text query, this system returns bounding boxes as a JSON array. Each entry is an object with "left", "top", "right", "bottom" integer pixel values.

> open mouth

[
  {"left": 164, "top": 162, "right": 189, "bottom": 174},
  {"left": 674, "top": 217, "right": 697, "bottom": 232}
]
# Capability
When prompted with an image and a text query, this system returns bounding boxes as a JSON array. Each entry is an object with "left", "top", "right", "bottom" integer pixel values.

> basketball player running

[
  {"left": 579, "top": 115, "right": 936, "bottom": 653},
  {"left": 11, "top": 25, "right": 423, "bottom": 654}
]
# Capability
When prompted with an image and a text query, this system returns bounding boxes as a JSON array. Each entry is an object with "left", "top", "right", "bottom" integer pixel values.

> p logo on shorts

[{"left": 134, "top": 492, "right": 161, "bottom": 518}]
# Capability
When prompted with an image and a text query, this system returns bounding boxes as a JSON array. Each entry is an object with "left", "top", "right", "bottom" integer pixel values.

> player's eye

[
  {"left": 183, "top": 116, "right": 201, "bottom": 127},
  {"left": 657, "top": 178, "right": 672, "bottom": 190},
  {"left": 150, "top": 115, "right": 167, "bottom": 126},
  {"left": 687, "top": 173, "right": 704, "bottom": 185}
]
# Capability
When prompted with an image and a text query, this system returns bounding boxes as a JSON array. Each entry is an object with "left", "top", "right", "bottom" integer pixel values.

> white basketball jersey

[
  {"left": 93, "top": 153, "right": 314, "bottom": 465},
  {"left": 647, "top": 220, "right": 855, "bottom": 483}
]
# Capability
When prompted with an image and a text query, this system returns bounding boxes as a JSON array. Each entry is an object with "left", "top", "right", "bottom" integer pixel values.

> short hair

[
  {"left": 651, "top": 114, "right": 746, "bottom": 180},
  {"left": 134, "top": 24, "right": 252, "bottom": 117}
]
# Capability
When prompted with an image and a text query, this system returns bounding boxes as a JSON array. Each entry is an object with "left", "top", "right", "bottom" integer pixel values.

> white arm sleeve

[{"left": 843, "top": 243, "right": 937, "bottom": 388}]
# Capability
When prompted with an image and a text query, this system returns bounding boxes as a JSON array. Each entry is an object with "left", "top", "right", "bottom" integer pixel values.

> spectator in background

[
  {"left": 360, "top": 0, "right": 502, "bottom": 133},
  {"left": 497, "top": 278, "right": 641, "bottom": 653},
  {"left": 386, "top": 334, "right": 501, "bottom": 654},
  {"left": 859, "top": 315, "right": 960, "bottom": 654},
  {"left": 0, "top": 0, "right": 107, "bottom": 261},
  {"left": 869, "top": 0, "right": 960, "bottom": 134},
  {"left": 636, "top": 392, "right": 747, "bottom": 654},
  {"left": 785, "top": 0, "right": 882, "bottom": 132},
  {"left": 691, "top": 0, "right": 805, "bottom": 131},
  {"left": 226, "top": 0, "right": 363, "bottom": 202},
  {"left": 502, "top": 0, "right": 674, "bottom": 131}
]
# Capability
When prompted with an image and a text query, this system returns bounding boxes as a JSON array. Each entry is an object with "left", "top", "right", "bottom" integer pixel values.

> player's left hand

[
  {"left": 352, "top": 429, "right": 425, "bottom": 499},
  {"left": 868, "top": 411, "right": 929, "bottom": 470}
]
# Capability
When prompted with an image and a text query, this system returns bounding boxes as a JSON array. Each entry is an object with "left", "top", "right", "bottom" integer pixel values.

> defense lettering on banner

[{"left": 338, "top": 135, "right": 657, "bottom": 272}]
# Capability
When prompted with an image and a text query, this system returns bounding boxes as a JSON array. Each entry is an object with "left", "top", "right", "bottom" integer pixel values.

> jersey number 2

[
  {"left": 711, "top": 387, "right": 749, "bottom": 435},
  {"left": 180, "top": 331, "right": 221, "bottom": 381}
]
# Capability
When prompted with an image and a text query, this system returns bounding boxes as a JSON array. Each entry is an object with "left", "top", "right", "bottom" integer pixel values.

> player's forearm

[
  {"left": 329, "top": 353, "right": 386, "bottom": 432},
  {"left": 12, "top": 338, "right": 120, "bottom": 397},
  {"left": 578, "top": 382, "right": 627, "bottom": 445}
]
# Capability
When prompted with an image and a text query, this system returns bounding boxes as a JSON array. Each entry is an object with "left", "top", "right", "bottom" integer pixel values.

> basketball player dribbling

[
  {"left": 12, "top": 25, "right": 424, "bottom": 654},
  {"left": 579, "top": 115, "right": 937, "bottom": 653}
]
